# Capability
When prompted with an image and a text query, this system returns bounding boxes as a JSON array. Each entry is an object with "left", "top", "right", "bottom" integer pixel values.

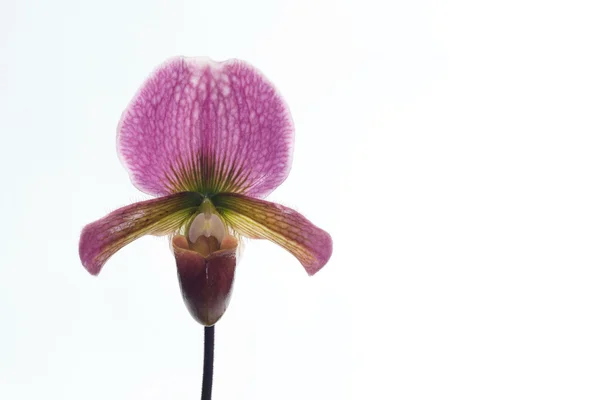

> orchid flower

[{"left": 78, "top": 57, "right": 333, "bottom": 326}]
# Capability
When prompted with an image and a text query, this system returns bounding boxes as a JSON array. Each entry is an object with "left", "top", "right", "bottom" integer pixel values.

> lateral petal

[
  {"left": 79, "top": 192, "right": 203, "bottom": 275},
  {"left": 213, "top": 193, "right": 332, "bottom": 275}
]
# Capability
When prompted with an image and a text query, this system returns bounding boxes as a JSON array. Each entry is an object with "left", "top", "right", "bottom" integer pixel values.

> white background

[{"left": 1, "top": 0, "right": 599, "bottom": 399}]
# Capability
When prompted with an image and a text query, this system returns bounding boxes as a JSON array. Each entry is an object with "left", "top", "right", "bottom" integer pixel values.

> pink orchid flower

[{"left": 78, "top": 57, "right": 332, "bottom": 326}]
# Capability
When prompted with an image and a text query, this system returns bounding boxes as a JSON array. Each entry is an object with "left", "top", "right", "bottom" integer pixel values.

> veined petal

[
  {"left": 117, "top": 57, "right": 294, "bottom": 198},
  {"left": 213, "top": 193, "right": 332, "bottom": 275},
  {"left": 79, "top": 192, "right": 204, "bottom": 275}
]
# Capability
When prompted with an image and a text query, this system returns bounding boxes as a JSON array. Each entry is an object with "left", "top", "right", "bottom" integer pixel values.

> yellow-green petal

[
  {"left": 213, "top": 193, "right": 332, "bottom": 275},
  {"left": 79, "top": 192, "right": 204, "bottom": 275}
]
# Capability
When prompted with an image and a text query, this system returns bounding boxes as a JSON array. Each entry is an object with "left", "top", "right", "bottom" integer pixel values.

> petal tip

[
  {"left": 305, "top": 230, "right": 333, "bottom": 276},
  {"left": 79, "top": 224, "right": 104, "bottom": 276}
]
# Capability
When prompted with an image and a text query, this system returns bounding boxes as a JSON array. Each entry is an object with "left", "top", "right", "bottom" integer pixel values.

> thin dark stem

[{"left": 201, "top": 326, "right": 215, "bottom": 400}]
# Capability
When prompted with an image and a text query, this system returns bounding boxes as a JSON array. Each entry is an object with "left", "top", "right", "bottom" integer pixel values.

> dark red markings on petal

[
  {"left": 213, "top": 193, "right": 332, "bottom": 275},
  {"left": 79, "top": 192, "right": 203, "bottom": 275}
]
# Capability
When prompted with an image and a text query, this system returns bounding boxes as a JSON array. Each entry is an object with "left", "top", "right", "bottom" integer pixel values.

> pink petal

[
  {"left": 79, "top": 192, "right": 203, "bottom": 275},
  {"left": 213, "top": 193, "right": 333, "bottom": 275},
  {"left": 117, "top": 57, "right": 294, "bottom": 198}
]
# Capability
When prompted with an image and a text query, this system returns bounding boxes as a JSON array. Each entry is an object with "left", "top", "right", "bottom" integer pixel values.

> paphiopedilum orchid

[{"left": 78, "top": 57, "right": 332, "bottom": 327}]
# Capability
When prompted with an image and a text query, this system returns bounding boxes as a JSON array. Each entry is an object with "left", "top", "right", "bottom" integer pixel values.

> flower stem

[{"left": 201, "top": 326, "right": 214, "bottom": 400}]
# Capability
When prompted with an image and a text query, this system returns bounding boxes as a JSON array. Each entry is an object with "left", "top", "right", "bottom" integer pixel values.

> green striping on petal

[
  {"left": 79, "top": 192, "right": 204, "bottom": 275},
  {"left": 212, "top": 193, "right": 332, "bottom": 275},
  {"left": 164, "top": 150, "right": 252, "bottom": 196}
]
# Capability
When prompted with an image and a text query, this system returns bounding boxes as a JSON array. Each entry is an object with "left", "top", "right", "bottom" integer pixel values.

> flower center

[{"left": 188, "top": 212, "right": 226, "bottom": 256}]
